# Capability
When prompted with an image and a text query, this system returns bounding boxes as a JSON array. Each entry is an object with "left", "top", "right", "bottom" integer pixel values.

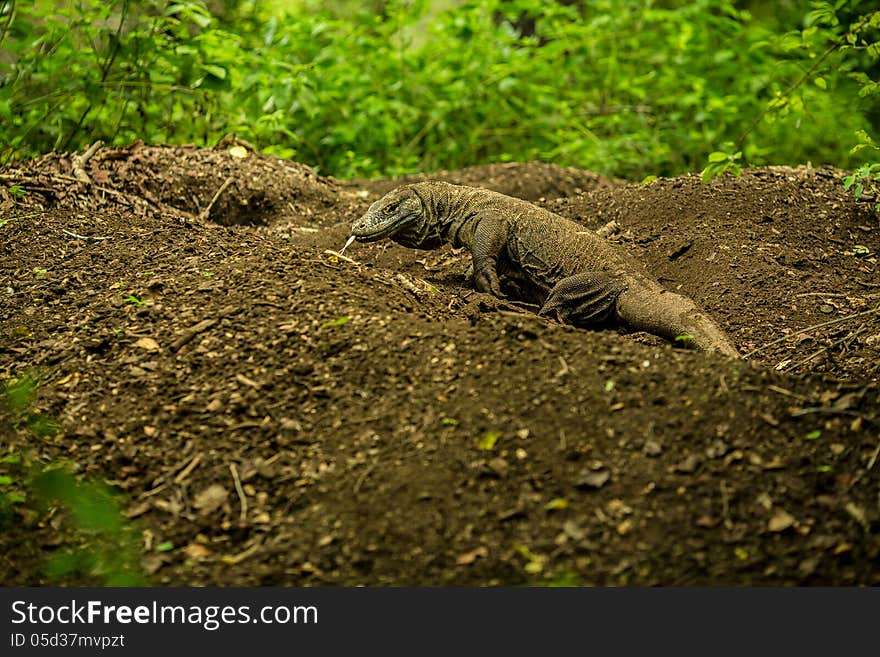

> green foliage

[
  {"left": 122, "top": 294, "right": 145, "bottom": 307},
  {"left": 320, "top": 315, "right": 351, "bottom": 329},
  {"left": 0, "top": 0, "right": 878, "bottom": 181},
  {"left": 3, "top": 373, "right": 59, "bottom": 438},
  {"left": 1, "top": 374, "right": 144, "bottom": 585},
  {"left": 0, "top": 454, "right": 25, "bottom": 527},
  {"left": 33, "top": 468, "right": 145, "bottom": 585},
  {"left": 843, "top": 163, "right": 880, "bottom": 211},
  {"left": 478, "top": 430, "right": 502, "bottom": 450}
]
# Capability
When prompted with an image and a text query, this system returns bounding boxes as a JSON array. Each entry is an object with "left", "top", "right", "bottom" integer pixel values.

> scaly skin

[{"left": 351, "top": 181, "right": 739, "bottom": 357}]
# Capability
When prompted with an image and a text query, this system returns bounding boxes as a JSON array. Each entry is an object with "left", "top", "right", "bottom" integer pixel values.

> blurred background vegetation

[{"left": 0, "top": 0, "right": 878, "bottom": 181}]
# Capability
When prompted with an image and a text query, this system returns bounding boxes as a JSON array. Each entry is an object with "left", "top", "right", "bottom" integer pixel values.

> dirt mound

[
  {"left": 1, "top": 147, "right": 878, "bottom": 586},
  {"left": 344, "top": 161, "right": 616, "bottom": 202},
  {"left": 545, "top": 166, "right": 880, "bottom": 381},
  {"left": 0, "top": 141, "right": 355, "bottom": 227}
]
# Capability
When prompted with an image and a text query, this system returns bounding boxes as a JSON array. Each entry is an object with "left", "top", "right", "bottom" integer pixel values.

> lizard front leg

[
  {"left": 469, "top": 215, "right": 507, "bottom": 298},
  {"left": 538, "top": 271, "right": 627, "bottom": 326}
]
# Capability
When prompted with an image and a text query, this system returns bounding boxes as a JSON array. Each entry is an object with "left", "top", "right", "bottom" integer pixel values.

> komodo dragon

[{"left": 348, "top": 182, "right": 739, "bottom": 357}]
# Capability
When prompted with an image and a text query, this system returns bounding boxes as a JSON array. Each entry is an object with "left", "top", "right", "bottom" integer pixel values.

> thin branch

[
  {"left": 783, "top": 324, "right": 871, "bottom": 372},
  {"left": 735, "top": 12, "right": 873, "bottom": 156},
  {"left": 61, "top": 0, "right": 129, "bottom": 151},
  {"left": 198, "top": 176, "right": 234, "bottom": 221},
  {"left": 71, "top": 140, "right": 104, "bottom": 184},
  {"left": 61, "top": 228, "right": 112, "bottom": 241},
  {"left": 0, "top": 0, "right": 16, "bottom": 51},
  {"left": 229, "top": 462, "right": 247, "bottom": 523},
  {"left": 743, "top": 305, "right": 880, "bottom": 359}
]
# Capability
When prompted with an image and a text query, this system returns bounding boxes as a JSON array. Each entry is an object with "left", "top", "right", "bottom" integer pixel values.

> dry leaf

[
  {"left": 193, "top": 484, "right": 229, "bottom": 515},
  {"left": 456, "top": 546, "right": 489, "bottom": 565},
  {"left": 134, "top": 336, "right": 160, "bottom": 351},
  {"left": 768, "top": 510, "right": 796, "bottom": 532},
  {"left": 183, "top": 543, "right": 212, "bottom": 559}
]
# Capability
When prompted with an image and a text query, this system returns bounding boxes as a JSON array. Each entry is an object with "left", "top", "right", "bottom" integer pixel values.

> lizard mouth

[{"left": 352, "top": 211, "right": 418, "bottom": 242}]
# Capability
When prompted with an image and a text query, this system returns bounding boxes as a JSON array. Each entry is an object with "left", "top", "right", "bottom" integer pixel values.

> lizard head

[{"left": 350, "top": 186, "right": 439, "bottom": 248}]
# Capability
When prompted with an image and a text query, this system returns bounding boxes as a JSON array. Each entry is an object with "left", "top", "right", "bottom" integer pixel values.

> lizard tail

[{"left": 615, "top": 285, "right": 740, "bottom": 358}]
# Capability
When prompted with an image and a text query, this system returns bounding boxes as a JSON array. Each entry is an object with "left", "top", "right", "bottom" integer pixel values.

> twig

[
  {"left": 856, "top": 279, "right": 880, "bottom": 288},
  {"left": 795, "top": 292, "right": 851, "bottom": 298},
  {"left": 766, "top": 384, "right": 807, "bottom": 401},
  {"left": 867, "top": 442, "right": 879, "bottom": 471},
  {"left": 71, "top": 140, "right": 104, "bottom": 184},
  {"left": 743, "top": 305, "right": 880, "bottom": 359},
  {"left": 173, "top": 453, "right": 203, "bottom": 484},
  {"left": 554, "top": 355, "right": 571, "bottom": 379},
  {"left": 783, "top": 324, "right": 871, "bottom": 372},
  {"left": 229, "top": 462, "right": 247, "bottom": 523},
  {"left": 323, "top": 248, "right": 359, "bottom": 265},
  {"left": 61, "top": 228, "right": 111, "bottom": 241},
  {"left": 353, "top": 464, "right": 375, "bottom": 494},
  {"left": 720, "top": 481, "right": 732, "bottom": 530},
  {"left": 198, "top": 176, "right": 234, "bottom": 221},
  {"left": 790, "top": 407, "right": 876, "bottom": 425},
  {"left": 170, "top": 318, "right": 218, "bottom": 352}
]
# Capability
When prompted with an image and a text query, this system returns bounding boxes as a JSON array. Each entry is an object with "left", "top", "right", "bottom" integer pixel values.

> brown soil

[{"left": 1, "top": 144, "right": 878, "bottom": 586}]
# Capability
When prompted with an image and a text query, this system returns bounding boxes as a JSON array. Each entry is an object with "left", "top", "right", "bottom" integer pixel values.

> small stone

[
  {"left": 768, "top": 510, "right": 796, "bottom": 532},
  {"left": 562, "top": 521, "right": 586, "bottom": 541},
  {"left": 576, "top": 468, "right": 610, "bottom": 490},
  {"left": 695, "top": 515, "right": 717, "bottom": 528},
  {"left": 193, "top": 484, "right": 229, "bottom": 515},
  {"left": 706, "top": 439, "right": 728, "bottom": 459},
  {"left": 488, "top": 457, "right": 510, "bottom": 478},
  {"left": 280, "top": 417, "right": 302, "bottom": 431},
  {"left": 675, "top": 454, "right": 700, "bottom": 473},
  {"left": 819, "top": 304, "right": 834, "bottom": 314},
  {"left": 643, "top": 440, "right": 662, "bottom": 456}
]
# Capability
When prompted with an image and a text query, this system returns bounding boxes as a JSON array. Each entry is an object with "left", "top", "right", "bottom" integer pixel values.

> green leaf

[
  {"left": 813, "top": 76, "right": 827, "bottom": 90},
  {"left": 805, "top": 430, "right": 821, "bottom": 440},
  {"left": 155, "top": 541, "right": 175, "bottom": 552},
  {"left": 478, "top": 431, "right": 501, "bottom": 450},
  {"left": 708, "top": 151, "right": 729, "bottom": 163},
  {"left": 441, "top": 417, "right": 459, "bottom": 426},
  {"left": 320, "top": 316, "right": 350, "bottom": 329},
  {"left": 544, "top": 497, "right": 569, "bottom": 511},
  {"left": 202, "top": 64, "right": 227, "bottom": 80},
  {"left": 0, "top": 475, "right": 13, "bottom": 485}
]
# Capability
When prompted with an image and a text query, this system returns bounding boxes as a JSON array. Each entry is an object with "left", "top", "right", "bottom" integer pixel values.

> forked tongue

[{"left": 339, "top": 234, "right": 356, "bottom": 255}]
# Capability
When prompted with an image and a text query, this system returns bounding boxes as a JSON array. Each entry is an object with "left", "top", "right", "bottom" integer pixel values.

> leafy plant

[
  {"left": 33, "top": 468, "right": 145, "bottom": 585},
  {"left": 0, "top": 1, "right": 878, "bottom": 182},
  {"left": 701, "top": 149, "right": 742, "bottom": 184},
  {"left": 2, "top": 373, "right": 144, "bottom": 585},
  {"left": 843, "top": 163, "right": 880, "bottom": 212}
]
